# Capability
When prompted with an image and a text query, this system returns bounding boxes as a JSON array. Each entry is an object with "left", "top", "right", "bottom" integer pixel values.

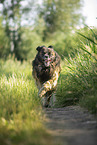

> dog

[{"left": 32, "top": 45, "right": 61, "bottom": 107}]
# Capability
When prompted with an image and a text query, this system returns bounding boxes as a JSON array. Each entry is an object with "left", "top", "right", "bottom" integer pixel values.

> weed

[{"left": 0, "top": 58, "right": 58, "bottom": 145}]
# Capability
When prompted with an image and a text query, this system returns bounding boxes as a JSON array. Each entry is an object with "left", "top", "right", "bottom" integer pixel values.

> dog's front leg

[{"left": 38, "top": 69, "right": 59, "bottom": 98}]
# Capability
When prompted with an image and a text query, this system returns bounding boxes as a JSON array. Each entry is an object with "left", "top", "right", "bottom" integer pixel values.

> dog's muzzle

[
  {"left": 43, "top": 54, "right": 51, "bottom": 67},
  {"left": 44, "top": 59, "right": 51, "bottom": 67}
]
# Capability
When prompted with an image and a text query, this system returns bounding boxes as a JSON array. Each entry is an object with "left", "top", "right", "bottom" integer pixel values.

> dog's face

[{"left": 36, "top": 46, "right": 55, "bottom": 67}]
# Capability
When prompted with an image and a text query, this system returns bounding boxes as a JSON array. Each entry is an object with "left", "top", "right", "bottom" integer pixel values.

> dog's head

[{"left": 36, "top": 46, "right": 56, "bottom": 67}]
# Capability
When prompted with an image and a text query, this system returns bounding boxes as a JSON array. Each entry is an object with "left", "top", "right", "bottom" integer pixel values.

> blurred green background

[{"left": 0, "top": 0, "right": 88, "bottom": 60}]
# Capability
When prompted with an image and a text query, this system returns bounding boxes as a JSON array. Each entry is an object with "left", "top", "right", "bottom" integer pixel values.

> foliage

[
  {"left": 56, "top": 31, "right": 97, "bottom": 113},
  {"left": 76, "top": 26, "right": 97, "bottom": 60},
  {"left": 0, "top": 58, "right": 58, "bottom": 145},
  {"left": 21, "top": 27, "right": 42, "bottom": 60},
  {"left": 0, "top": 0, "right": 36, "bottom": 60},
  {"left": 39, "top": 0, "right": 84, "bottom": 40},
  {"left": 0, "top": 0, "right": 22, "bottom": 58},
  {"left": 0, "top": 17, "right": 10, "bottom": 58},
  {"left": 0, "top": 0, "right": 86, "bottom": 60}
]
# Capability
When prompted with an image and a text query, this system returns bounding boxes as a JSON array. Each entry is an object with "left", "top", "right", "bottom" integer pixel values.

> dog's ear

[
  {"left": 36, "top": 46, "right": 42, "bottom": 52},
  {"left": 48, "top": 45, "right": 53, "bottom": 49},
  {"left": 36, "top": 46, "right": 45, "bottom": 52}
]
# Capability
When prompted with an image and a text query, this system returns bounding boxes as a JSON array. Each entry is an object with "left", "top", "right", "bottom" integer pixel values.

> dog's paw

[{"left": 41, "top": 97, "right": 48, "bottom": 107}]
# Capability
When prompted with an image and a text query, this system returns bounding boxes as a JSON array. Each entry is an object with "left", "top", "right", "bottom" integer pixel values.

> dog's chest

[{"left": 38, "top": 67, "right": 53, "bottom": 83}]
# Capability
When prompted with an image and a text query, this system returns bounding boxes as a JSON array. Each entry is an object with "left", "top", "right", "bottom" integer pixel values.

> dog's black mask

[{"left": 36, "top": 46, "right": 55, "bottom": 67}]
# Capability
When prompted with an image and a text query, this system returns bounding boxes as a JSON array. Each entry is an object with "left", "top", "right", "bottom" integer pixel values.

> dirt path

[{"left": 44, "top": 106, "right": 97, "bottom": 145}]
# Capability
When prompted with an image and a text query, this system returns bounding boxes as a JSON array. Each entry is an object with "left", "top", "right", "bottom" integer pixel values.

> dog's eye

[{"left": 42, "top": 52, "right": 45, "bottom": 56}]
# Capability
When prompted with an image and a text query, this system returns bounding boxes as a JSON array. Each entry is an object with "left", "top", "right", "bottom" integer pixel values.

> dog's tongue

[
  {"left": 44, "top": 59, "right": 51, "bottom": 67},
  {"left": 45, "top": 58, "right": 51, "bottom": 62}
]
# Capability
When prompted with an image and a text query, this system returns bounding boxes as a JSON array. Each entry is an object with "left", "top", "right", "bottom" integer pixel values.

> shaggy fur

[{"left": 32, "top": 45, "right": 61, "bottom": 107}]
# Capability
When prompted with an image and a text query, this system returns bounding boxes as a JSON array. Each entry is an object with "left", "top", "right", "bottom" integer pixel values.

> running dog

[{"left": 32, "top": 45, "right": 61, "bottom": 107}]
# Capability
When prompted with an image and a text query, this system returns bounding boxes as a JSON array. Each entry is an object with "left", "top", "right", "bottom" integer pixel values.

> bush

[{"left": 56, "top": 32, "right": 97, "bottom": 113}]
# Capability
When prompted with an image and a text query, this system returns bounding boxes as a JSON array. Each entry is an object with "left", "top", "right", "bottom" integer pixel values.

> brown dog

[{"left": 32, "top": 46, "right": 61, "bottom": 107}]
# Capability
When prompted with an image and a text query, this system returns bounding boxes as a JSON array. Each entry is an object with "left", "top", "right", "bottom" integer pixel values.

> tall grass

[
  {"left": 56, "top": 30, "right": 97, "bottom": 114},
  {"left": 0, "top": 58, "right": 58, "bottom": 145}
]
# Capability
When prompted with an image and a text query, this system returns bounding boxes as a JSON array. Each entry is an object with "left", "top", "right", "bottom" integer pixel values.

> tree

[
  {"left": 0, "top": 17, "right": 10, "bottom": 58},
  {"left": 0, "top": 0, "right": 35, "bottom": 60},
  {"left": 0, "top": 0, "right": 21, "bottom": 59},
  {"left": 39, "top": 0, "right": 84, "bottom": 40}
]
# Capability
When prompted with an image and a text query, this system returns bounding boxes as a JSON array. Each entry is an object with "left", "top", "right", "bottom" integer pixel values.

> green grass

[
  {"left": 56, "top": 29, "right": 97, "bottom": 114},
  {"left": 56, "top": 50, "right": 97, "bottom": 113},
  {"left": 0, "top": 57, "right": 59, "bottom": 145}
]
